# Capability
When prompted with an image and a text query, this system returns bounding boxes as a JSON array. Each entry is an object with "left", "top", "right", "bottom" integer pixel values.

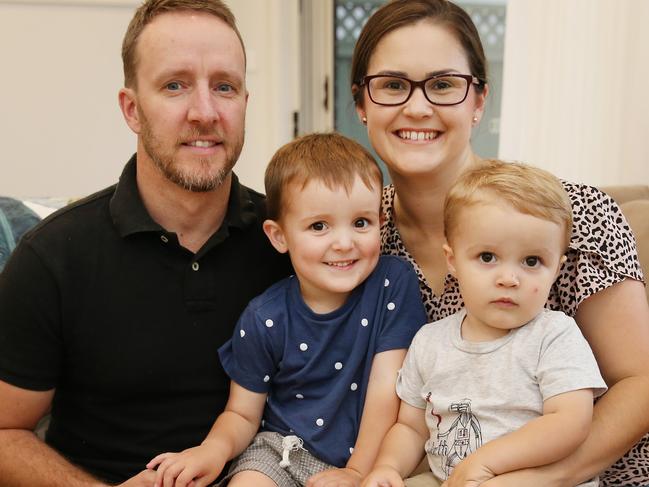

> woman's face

[{"left": 357, "top": 21, "right": 487, "bottom": 179}]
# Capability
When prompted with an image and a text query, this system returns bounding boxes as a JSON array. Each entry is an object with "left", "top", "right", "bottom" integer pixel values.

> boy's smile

[{"left": 264, "top": 176, "right": 382, "bottom": 314}]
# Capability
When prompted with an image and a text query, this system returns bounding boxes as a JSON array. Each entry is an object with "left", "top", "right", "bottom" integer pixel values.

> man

[{"left": 0, "top": 1, "right": 290, "bottom": 485}]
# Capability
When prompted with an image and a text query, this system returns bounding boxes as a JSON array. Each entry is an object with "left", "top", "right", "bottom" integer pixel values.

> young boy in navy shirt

[{"left": 148, "top": 133, "right": 427, "bottom": 487}]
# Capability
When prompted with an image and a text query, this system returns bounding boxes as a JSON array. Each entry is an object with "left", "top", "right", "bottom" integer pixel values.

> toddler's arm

[
  {"left": 307, "top": 349, "right": 408, "bottom": 486},
  {"left": 147, "top": 381, "right": 266, "bottom": 487},
  {"left": 444, "top": 388, "right": 595, "bottom": 487},
  {"left": 361, "top": 399, "right": 429, "bottom": 487}
]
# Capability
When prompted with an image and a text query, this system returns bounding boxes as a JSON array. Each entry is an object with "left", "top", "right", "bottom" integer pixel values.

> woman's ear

[
  {"left": 118, "top": 88, "right": 141, "bottom": 134},
  {"left": 472, "top": 83, "right": 489, "bottom": 125},
  {"left": 443, "top": 242, "right": 457, "bottom": 275},
  {"left": 263, "top": 219, "right": 289, "bottom": 254},
  {"left": 353, "top": 86, "right": 367, "bottom": 125}
]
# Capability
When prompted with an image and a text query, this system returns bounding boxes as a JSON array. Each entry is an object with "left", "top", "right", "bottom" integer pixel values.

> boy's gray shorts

[{"left": 218, "top": 431, "right": 333, "bottom": 486}]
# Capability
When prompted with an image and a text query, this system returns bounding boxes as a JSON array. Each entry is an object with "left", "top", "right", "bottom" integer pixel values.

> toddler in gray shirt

[{"left": 363, "top": 160, "right": 606, "bottom": 487}]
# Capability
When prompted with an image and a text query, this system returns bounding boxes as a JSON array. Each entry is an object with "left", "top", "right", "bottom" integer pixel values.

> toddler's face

[
  {"left": 445, "top": 198, "right": 566, "bottom": 341},
  {"left": 268, "top": 176, "right": 381, "bottom": 314}
]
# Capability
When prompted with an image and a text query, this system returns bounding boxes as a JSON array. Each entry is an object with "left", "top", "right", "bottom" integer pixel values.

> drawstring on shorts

[{"left": 279, "top": 434, "right": 304, "bottom": 468}]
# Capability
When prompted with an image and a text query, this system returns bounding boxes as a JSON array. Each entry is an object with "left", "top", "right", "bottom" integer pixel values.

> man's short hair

[
  {"left": 444, "top": 159, "right": 573, "bottom": 249},
  {"left": 122, "top": 0, "right": 245, "bottom": 88},
  {"left": 265, "top": 133, "right": 384, "bottom": 221}
]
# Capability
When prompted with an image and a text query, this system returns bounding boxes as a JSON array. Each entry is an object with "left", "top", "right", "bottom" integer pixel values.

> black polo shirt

[{"left": 0, "top": 156, "right": 291, "bottom": 483}]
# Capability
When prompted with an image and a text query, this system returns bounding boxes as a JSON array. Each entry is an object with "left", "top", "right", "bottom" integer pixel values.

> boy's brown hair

[
  {"left": 122, "top": 0, "right": 245, "bottom": 88},
  {"left": 444, "top": 159, "right": 573, "bottom": 249},
  {"left": 265, "top": 133, "right": 383, "bottom": 221}
]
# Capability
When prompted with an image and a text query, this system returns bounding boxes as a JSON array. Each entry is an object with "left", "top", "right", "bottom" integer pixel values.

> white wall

[
  {"left": 499, "top": 0, "right": 649, "bottom": 186},
  {"left": 0, "top": 0, "right": 298, "bottom": 198}
]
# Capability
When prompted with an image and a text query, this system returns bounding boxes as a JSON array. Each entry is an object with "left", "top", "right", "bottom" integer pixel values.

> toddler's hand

[
  {"left": 146, "top": 444, "right": 223, "bottom": 487},
  {"left": 442, "top": 455, "right": 495, "bottom": 487},
  {"left": 361, "top": 465, "right": 404, "bottom": 487},
  {"left": 306, "top": 466, "right": 363, "bottom": 487}
]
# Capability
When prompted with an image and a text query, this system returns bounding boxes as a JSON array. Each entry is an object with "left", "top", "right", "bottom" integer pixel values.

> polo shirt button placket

[
  {"left": 191, "top": 262, "right": 200, "bottom": 271},
  {"left": 160, "top": 235, "right": 169, "bottom": 243}
]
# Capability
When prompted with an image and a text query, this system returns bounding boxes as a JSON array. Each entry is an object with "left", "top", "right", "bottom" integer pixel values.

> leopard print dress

[{"left": 381, "top": 182, "right": 648, "bottom": 486}]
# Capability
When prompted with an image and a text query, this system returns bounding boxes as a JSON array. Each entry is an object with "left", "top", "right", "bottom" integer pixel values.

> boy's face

[
  {"left": 444, "top": 198, "right": 567, "bottom": 341},
  {"left": 264, "top": 176, "right": 381, "bottom": 313}
]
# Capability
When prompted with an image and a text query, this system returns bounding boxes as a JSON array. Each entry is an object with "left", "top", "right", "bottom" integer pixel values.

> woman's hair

[
  {"left": 122, "top": 0, "right": 245, "bottom": 88},
  {"left": 444, "top": 160, "right": 573, "bottom": 250},
  {"left": 265, "top": 133, "right": 383, "bottom": 221},
  {"left": 350, "top": 0, "right": 487, "bottom": 106}
]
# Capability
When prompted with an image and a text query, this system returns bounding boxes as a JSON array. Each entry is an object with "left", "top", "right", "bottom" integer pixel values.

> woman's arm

[{"left": 484, "top": 279, "right": 649, "bottom": 487}]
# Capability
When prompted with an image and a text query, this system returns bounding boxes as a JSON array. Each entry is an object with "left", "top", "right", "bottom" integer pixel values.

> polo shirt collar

[{"left": 110, "top": 155, "right": 258, "bottom": 238}]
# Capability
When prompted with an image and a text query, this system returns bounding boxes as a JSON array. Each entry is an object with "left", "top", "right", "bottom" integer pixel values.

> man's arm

[
  {"left": 0, "top": 380, "right": 157, "bottom": 487},
  {"left": 483, "top": 279, "right": 649, "bottom": 486}
]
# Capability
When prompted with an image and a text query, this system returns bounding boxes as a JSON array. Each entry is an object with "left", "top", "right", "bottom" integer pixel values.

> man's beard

[{"left": 139, "top": 113, "right": 243, "bottom": 193}]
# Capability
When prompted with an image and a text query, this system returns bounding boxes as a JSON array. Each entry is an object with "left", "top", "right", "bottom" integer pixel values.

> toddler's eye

[
  {"left": 479, "top": 252, "right": 495, "bottom": 263},
  {"left": 310, "top": 222, "right": 327, "bottom": 232},
  {"left": 354, "top": 218, "right": 369, "bottom": 228},
  {"left": 523, "top": 256, "right": 541, "bottom": 267}
]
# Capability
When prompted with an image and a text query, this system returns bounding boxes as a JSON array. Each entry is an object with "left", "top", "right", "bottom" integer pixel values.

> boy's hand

[
  {"left": 442, "top": 454, "right": 495, "bottom": 487},
  {"left": 146, "top": 444, "right": 224, "bottom": 487},
  {"left": 306, "top": 466, "right": 363, "bottom": 487},
  {"left": 360, "top": 465, "right": 404, "bottom": 487}
]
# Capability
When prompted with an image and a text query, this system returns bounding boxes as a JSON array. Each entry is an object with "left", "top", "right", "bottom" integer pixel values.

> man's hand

[
  {"left": 442, "top": 454, "right": 495, "bottom": 487},
  {"left": 360, "top": 465, "right": 404, "bottom": 487},
  {"left": 146, "top": 444, "right": 224, "bottom": 487},
  {"left": 306, "top": 466, "right": 363, "bottom": 487}
]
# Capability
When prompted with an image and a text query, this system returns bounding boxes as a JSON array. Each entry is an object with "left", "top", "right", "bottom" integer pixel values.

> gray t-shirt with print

[{"left": 397, "top": 308, "right": 607, "bottom": 483}]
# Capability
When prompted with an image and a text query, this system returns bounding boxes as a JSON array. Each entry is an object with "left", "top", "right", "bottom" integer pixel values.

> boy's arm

[
  {"left": 306, "top": 349, "right": 408, "bottom": 486},
  {"left": 148, "top": 381, "right": 266, "bottom": 487},
  {"left": 362, "top": 399, "right": 429, "bottom": 487},
  {"left": 446, "top": 388, "right": 595, "bottom": 487}
]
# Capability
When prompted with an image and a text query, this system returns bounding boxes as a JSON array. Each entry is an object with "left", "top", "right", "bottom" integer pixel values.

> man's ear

[
  {"left": 263, "top": 219, "right": 289, "bottom": 254},
  {"left": 118, "top": 87, "right": 141, "bottom": 134},
  {"left": 443, "top": 242, "right": 457, "bottom": 275}
]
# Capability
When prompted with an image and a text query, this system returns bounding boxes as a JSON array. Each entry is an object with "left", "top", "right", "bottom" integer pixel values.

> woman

[{"left": 350, "top": 1, "right": 649, "bottom": 485}]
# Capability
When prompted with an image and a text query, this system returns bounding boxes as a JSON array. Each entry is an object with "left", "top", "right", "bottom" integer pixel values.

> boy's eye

[
  {"left": 165, "top": 82, "right": 181, "bottom": 91},
  {"left": 523, "top": 256, "right": 541, "bottom": 267},
  {"left": 310, "top": 221, "right": 327, "bottom": 232},
  {"left": 354, "top": 218, "right": 369, "bottom": 229},
  {"left": 478, "top": 252, "right": 496, "bottom": 263}
]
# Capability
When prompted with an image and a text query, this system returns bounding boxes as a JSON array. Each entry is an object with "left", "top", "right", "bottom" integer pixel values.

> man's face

[{"left": 129, "top": 11, "right": 247, "bottom": 192}]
